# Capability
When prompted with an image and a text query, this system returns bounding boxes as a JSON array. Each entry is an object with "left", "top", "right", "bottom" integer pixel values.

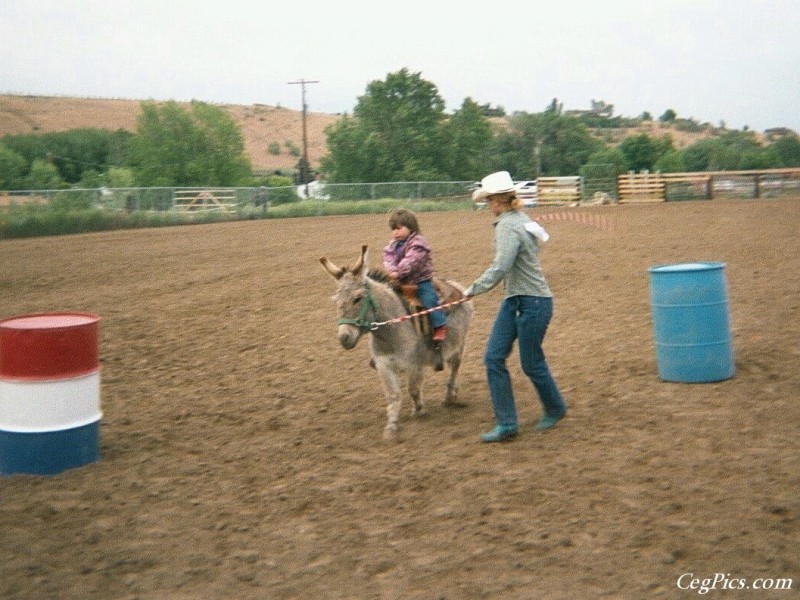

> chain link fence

[
  {"left": 0, "top": 181, "right": 477, "bottom": 212},
  {"left": 3, "top": 170, "right": 798, "bottom": 213}
]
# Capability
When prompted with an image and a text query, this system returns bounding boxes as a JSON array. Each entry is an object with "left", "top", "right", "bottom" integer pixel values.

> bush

[
  {"left": 50, "top": 189, "right": 95, "bottom": 211},
  {"left": 285, "top": 140, "right": 301, "bottom": 157}
]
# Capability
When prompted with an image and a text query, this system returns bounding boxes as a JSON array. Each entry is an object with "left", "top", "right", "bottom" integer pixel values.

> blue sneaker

[
  {"left": 479, "top": 424, "right": 519, "bottom": 443},
  {"left": 534, "top": 413, "right": 565, "bottom": 431}
]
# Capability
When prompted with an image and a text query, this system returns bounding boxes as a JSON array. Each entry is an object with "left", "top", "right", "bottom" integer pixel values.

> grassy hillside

[
  {"left": 0, "top": 94, "right": 729, "bottom": 174},
  {"left": 0, "top": 94, "right": 338, "bottom": 174}
]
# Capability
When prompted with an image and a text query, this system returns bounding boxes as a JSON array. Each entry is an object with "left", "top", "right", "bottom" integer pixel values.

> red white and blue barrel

[{"left": 0, "top": 313, "right": 101, "bottom": 475}]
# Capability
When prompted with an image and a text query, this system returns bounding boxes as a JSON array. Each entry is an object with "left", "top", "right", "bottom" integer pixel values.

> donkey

[{"left": 320, "top": 245, "right": 474, "bottom": 439}]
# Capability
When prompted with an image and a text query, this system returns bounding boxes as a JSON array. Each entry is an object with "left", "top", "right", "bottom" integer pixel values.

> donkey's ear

[
  {"left": 353, "top": 245, "right": 369, "bottom": 277},
  {"left": 320, "top": 256, "right": 345, "bottom": 279}
]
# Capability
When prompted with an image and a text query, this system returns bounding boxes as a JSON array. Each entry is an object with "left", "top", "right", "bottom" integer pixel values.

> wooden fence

[
  {"left": 173, "top": 189, "right": 237, "bottom": 212},
  {"left": 617, "top": 168, "right": 800, "bottom": 203},
  {"left": 537, "top": 176, "right": 582, "bottom": 204}
]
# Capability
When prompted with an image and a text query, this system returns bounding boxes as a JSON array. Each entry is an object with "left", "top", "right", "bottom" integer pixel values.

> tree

[
  {"left": 681, "top": 139, "right": 716, "bottom": 172},
  {"left": 439, "top": 98, "right": 493, "bottom": 181},
  {"left": 24, "top": 158, "right": 61, "bottom": 189},
  {"left": 488, "top": 105, "right": 602, "bottom": 178},
  {"left": 537, "top": 107, "right": 603, "bottom": 176},
  {"left": 323, "top": 69, "right": 448, "bottom": 182},
  {"left": 771, "top": 133, "right": 800, "bottom": 167},
  {"left": 653, "top": 150, "right": 686, "bottom": 173},
  {"left": 619, "top": 133, "right": 664, "bottom": 171},
  {"left": 738, "top": 147, "right": 781, "bottom": 170},
  {"left": 322, "top": 70, "right": 448, "bottom": 182},
  {"left": 2, "top": 128, "right": 131, "bottom": 185},
  {"left": 659, "top": 109, "right": 677, "bottom": 123},
  {"left": 0, "top": 143, "right": 26, "bottom": 189},
  {"left": 129, "top": 101, "right": 251, "bottom": 186},
  {"left": 585, "top": 147, "right": 627, "bottom": 174},
  {"left": 48, "top": 129, "right": 118, "bottom": 184},
  {"left": 107, "top": 167, "right": 135, "bottom": 188}
]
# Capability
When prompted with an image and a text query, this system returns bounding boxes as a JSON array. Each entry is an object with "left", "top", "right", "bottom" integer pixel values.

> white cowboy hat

[{"left": 471, "top": 171, "right": 516, "bottom": 202}]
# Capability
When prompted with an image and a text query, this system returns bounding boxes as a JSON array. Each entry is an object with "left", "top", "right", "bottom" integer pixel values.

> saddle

[{"left": 397, "top": 277, "right": 464, "bottom": 308}]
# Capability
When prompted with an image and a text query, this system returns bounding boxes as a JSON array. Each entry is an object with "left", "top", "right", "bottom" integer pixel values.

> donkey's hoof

[
  {"left": 383, "top": 424, "right": 401, "bottom": 441},
  {"left": 412, "top": 406, "right": 428, "bottom": 418},
  {"left": 443, "top": 398, "right": 468, "bottom": 409}
]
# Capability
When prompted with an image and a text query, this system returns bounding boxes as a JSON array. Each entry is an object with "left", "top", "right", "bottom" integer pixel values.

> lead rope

[{"left": 369, "top": 296, "right": 472, "bottom": 331}]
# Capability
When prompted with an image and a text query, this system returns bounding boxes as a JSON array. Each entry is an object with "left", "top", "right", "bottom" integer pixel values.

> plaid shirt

[
  {"left": 468, "top": 210, "right": 552, "bottom": 298},
  {"left": 382, "top": 232, "right": 435, "bottom": 284}
]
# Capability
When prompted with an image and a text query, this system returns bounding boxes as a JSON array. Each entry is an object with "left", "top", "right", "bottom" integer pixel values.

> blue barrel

[{"left": 648, "top": 262, "right": 734, "bottom": 383}]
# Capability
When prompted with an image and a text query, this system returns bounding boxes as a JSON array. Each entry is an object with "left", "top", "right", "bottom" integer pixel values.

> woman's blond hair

[{"left": 489, "top": 191, "right": 522, "bottom": 211}]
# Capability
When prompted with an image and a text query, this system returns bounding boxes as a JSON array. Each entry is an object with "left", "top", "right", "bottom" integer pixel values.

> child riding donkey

[{"left": 383, "top": 209, "right": 448, "bottom": 345}]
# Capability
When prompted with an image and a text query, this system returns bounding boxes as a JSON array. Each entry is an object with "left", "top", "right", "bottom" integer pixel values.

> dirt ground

[{"left": 1, "top": 199, "right": 798, "bottom": 599}]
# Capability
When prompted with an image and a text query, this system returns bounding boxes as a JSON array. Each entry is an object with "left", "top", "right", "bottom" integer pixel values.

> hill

[
  {"left": 0, "top": 94, "right": 734, "bottom": 175},
  {"left": 0, "top": 94, "right": 338, "bottom": 174}
]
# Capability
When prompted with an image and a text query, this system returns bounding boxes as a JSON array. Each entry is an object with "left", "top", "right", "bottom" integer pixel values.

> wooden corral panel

[
  {"left": 617, "top": 173, "right": 666, "bottom": 203},
  {"left": 537, "top": 176, "right": 582, "bottom": 204},
  {"left": 173, "top": 189, "right": 237, "bottom": 212},
  {"left": 618, "top": 168, "right": 800, "bottom": 202}
]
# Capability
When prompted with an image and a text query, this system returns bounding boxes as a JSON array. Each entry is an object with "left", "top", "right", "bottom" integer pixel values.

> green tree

[
  {"left": 489, "top": 105, "right": 601, "bottom": 178},
  {"left": 189, "top": 101, "right": 252, "bottom": 184},
  {"left": 738, "top": 147, "right": 781, "bottom": 170},
  {"left": 107, "top": 166, "right": 135, "bottom": 188},
  {"left": 653, "top": 150, "right": 686, "bottom": 173},
  {"left": 322, "top": 69, "right": 447, "bottom": 182},
  {"left": 771, "top": 134, "right": 800, "bottom": 167},
  {"left": 2, "top": 128, "right": 131, "bottom": 184},
  {"left": 536, "top": 106, "right": 603, "bottom": 176},
  {"left": 659, "top": 109, "right": 677, "bottom": 123},
  {"left": 439, "top": 98, "right": 493, "bottom": 180},
  {"left": 681, "top": 138, "right": 716, "bottom": 172},
  {"left": 24, "top": 158, "right": 61, "bottom": 189},
  {"left": 49, "top": 129, "right": 117, "bottom": 183},
  {"left": 129, "top": 100, "right": 251, "bottom": 186},
  {"left": 585, "top": 147, "right": 626, "bottom": 174},
  {"left": 0, "top": 143, "right": 26, "bottom": 189},
  {"left": 79, "top": 169, "right": 104, "bottom": 188},
  {"left": 619, "top": 133, "right": 665, "bottom": 171}
]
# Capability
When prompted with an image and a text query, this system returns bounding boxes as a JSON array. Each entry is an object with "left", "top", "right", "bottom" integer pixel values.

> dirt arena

[{"left": 1, "top": 198, "right": 798, "bottom": 599}]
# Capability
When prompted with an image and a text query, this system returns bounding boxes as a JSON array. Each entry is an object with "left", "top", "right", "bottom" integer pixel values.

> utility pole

[{"left": 288, "top": 78, "right": 319, "bottom": 193}]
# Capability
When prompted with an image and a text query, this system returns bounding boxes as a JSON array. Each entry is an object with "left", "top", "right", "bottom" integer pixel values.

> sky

[{"left": 1, "top": 0, "right": 798, "bottom": 132}]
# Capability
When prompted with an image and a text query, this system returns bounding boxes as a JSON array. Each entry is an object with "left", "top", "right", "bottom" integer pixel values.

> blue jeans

[
  {"left": 484, "top": 295, "right": 566, "bottom": 427},
  {"left": 417, "top": 279, "right": 447, "bottom": 329}
]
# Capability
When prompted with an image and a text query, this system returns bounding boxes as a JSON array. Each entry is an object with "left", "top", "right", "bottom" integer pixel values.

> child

[{"left": 383, "top": 208, "right": 447, "bottom": 342}]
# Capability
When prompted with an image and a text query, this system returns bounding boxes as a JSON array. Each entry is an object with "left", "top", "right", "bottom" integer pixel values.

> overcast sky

[{"left": 2, "top": 0, "right": 798, "bottom": 132}]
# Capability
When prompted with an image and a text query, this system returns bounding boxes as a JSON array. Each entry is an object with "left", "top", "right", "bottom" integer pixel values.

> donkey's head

[{"left": 320, "top": 245, "right": 376, "bottom": 349}]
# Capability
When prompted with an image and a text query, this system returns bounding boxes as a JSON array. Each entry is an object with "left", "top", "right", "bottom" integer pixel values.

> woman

[{"left": 464, "top": 171, "right": 567, "bottom": 442}]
